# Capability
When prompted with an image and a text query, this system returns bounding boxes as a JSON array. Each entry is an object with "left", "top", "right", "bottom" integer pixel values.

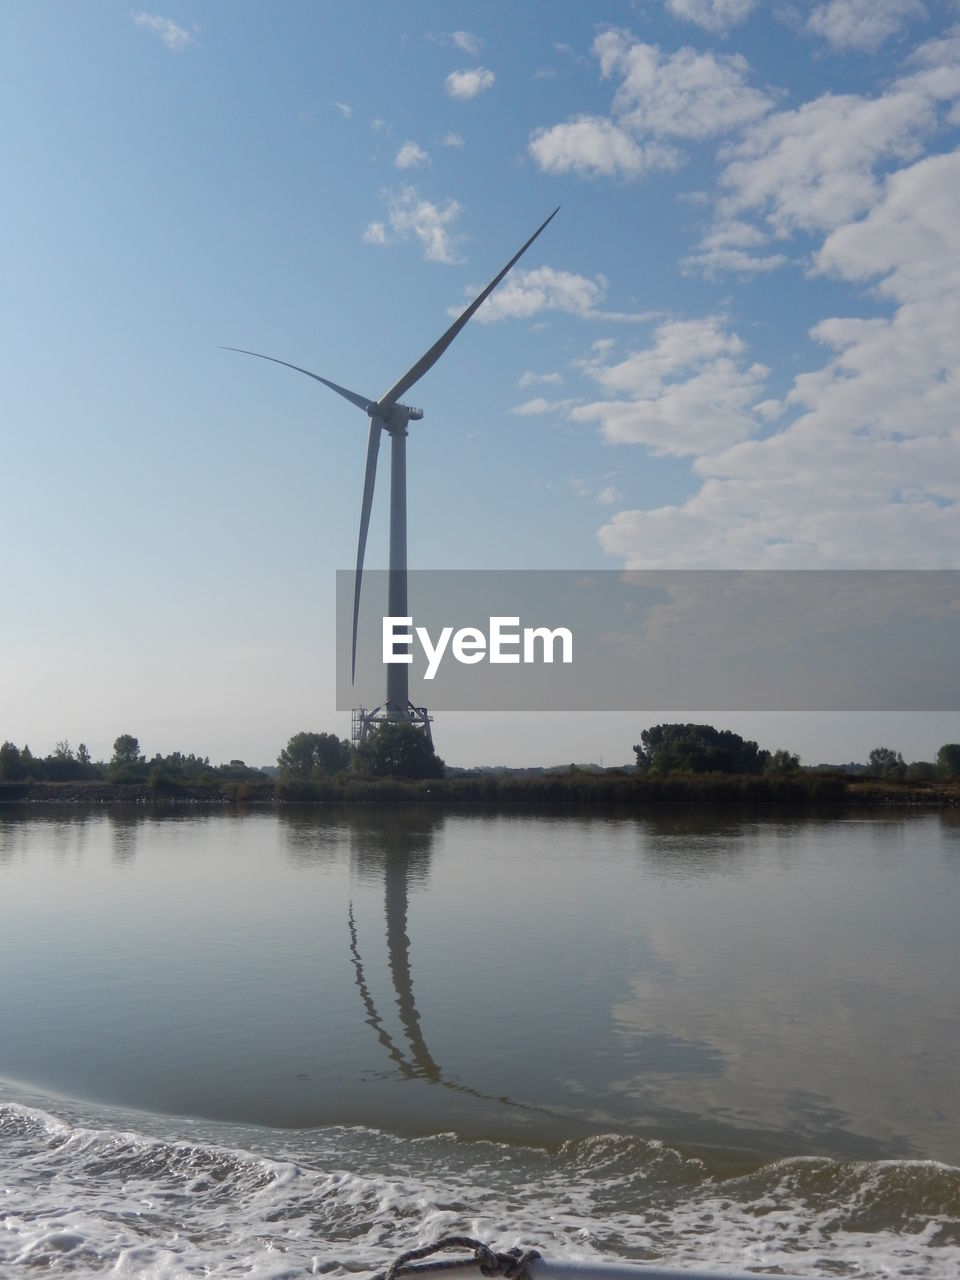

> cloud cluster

[
  {"left": 529, "top": 116, "right": 682, "bottom": 180},
  {"left": 522, "top": 18, "right": 959, "bottom": 566},
  {"left": 596, "top": 149, "right": 960, "bottom": 567},
  {"left": 529, "top": 32, "right": 773, "bottom": 180},
  {"left": 807, "top": 0, "right": 926, "bottom": 52},
  {"left": 364, "top": 187, "right": 463, "bottom": 263},
  {"left": 594, "top": 32, "right": 773, "bottom": 137},
  {"left": 681, "top": 26, "right": 960, "bottom": 274},
  {"left": 457, "top": 266, "right": 654, "bottom": 324},
  {"left": 449, "top": 31, "right": 483, "bottom": 57},
  {"left": 681, "top": 220, "right": 787, "bottom": 277},
  {"left": 395, "top": 141, "right": 430, "bottom": 170},
  {"left": 669, "top": 0, "right": 926, "bottom": 49},
  {"left": 666, "top": 0, "right": 759, "bottom": 35},
  {"left": 572, "top": 318, "right": 768, "bottom": 458},
  {"left": 530, "top": 23, "right": 960, "bottom": 261},
  {"left": 430, "top": 30, "right": 484, "bottom": 57},
  {"left": 511, "top": 396, "right": 575, "bottom": 417},
  {"left": 130, "top": 11, "right": 195, "bottom": 52},
  {"left": 444, "top": 67, "right": 495, "bottom": 100},
  {"left": 717, "top": 82, "right": 950, "bottom": 237}
]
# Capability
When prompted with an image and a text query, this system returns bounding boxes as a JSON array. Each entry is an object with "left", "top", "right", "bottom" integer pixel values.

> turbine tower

[{"left": 225, "top": 207, "right": 558, "bottom": 739}]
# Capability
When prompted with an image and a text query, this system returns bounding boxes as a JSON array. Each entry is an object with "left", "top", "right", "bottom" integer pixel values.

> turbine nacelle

[{"left": 372, "top": 402, "right": 424, "bottom": 430}]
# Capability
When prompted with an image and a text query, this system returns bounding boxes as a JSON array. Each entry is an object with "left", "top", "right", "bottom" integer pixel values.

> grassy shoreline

[{"left": 2, "top": 773, "right": 958, "bottom": 808}]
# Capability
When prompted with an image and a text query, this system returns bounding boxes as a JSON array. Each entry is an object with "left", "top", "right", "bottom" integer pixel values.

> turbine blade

[
  {"left": 352, "top": 415, "right": 383, "bottom": 683},
  {"left": 376, "top": 206, "right": 560, "bottom": 411},
  {"left": 220, "top": 347, "right": 375, "bottom": 413}
]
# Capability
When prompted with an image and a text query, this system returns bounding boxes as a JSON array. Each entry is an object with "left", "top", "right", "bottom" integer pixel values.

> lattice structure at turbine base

[{"left": 352, "top": 703, "right": 433, "bottom": 746}]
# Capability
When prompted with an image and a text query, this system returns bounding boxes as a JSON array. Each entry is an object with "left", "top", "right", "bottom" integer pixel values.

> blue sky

[{"left": 2, "top": 1, "right": 958, "bottom": 768}]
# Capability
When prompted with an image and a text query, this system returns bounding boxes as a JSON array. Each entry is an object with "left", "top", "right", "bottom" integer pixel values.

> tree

[
  {"left": 44, "top": 741, "right": 89, "bottom": 781},
  {"left": 76, "top": 743, "right": 91, "bottom": 766},
  {"left": 764, "top": 748, "right": 801, "bottom": 775},
  {"left": 108, "top": 734, "right": 147, "bottom": 782},
  {"left": 867, "top": 746, "right": 906, "bottom": 779},
  {"left": 937, "top": 743, "right": 960, "bottom": 780},
  {"left": 277, "top": 731, "right": 351, "bottom": 779},
  {"left": 0, "top": 741, "right": 24, "bottom": 781},
  {"left": 112, "top": 734, "right": 143, "bottom": 766},
  {"left": 906, "top": 761, "right": 937, "bottom": 782},
  {"left": 634, "top": 724, "right": 769, "bottom": 776},
  {"left": 353, "top": 722, "right": 445, "bottom": 779}
]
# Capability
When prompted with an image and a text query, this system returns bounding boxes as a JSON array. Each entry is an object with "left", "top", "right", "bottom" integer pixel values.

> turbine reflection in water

[{"left": 345, "top": 807, "right": 560, "bottom": 1122}]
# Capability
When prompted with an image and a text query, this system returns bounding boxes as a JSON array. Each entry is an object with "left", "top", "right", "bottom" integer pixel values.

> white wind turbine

[{"left": 225, "top": 207, "right": 558, "bottom": 739}]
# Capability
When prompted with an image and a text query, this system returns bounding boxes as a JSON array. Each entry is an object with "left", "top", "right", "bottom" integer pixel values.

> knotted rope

[{"left": 370, "top": 1235, "right": 542, "bottom": 1280}]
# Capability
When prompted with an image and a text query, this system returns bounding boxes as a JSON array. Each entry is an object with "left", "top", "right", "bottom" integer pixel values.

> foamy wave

[{"left": 2, "top": 1104, "right": 958, "bottom": 1277}]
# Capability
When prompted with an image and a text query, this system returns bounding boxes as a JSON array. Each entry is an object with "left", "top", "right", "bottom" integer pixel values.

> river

[{"left": 1, "top": 805, "right": 958, "bottom": 1275}]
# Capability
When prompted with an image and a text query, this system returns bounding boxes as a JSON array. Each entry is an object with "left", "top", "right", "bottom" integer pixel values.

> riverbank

[{"left": 2, "top": 773, "right": 958, "bottom": 807}]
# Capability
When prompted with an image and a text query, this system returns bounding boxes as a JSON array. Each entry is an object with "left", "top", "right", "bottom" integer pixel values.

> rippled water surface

[{"left": 1, "top": 804, "right": 958, "bottom": 1275}]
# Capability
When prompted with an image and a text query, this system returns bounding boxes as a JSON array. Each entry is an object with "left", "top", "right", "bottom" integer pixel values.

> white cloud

[
  {"left": 130, "top": 11, "right": 195, "bottom": 52},
  {"left": 596, "top": 150, "right": 960, "bottom": 568},
  {"left": 666, "top": 0, "right": 760, "bottom": 34},
  {"left": 478, "top": 267, "right": 603, "bottom": 320},
  {"left": 395, "top": 141, "right": 430, "bottom": 170},
  {"left": 371, "top": 187, "right": 463, "bottom": 263},
  {"left": 909, "top": 26, "right": 960, "bottom": 72},
  {"left": 593, "top": 32, "right": 774, "bottom": 138},
  {"left": 456, "top": 265, "right": 653, "bottom": 324},
  {"left": 444, "top": 67, "right": 495, "bottom": 100},
  {"left": 529, "top": 116, "right": 682, "bottom": 180},
  {"left": 683, "top": 40, "right": 960, "bottom": 276},
  {"left": 334, "top": 101, "right": 352, "bottom": 119},
  {"left": 807, "top": 0, "right": 926, "bottom": 52},
  {"left": 573, "top": 318, "right": 768, "bottom": 458},
  {"left": 682, "top": 219, "right": 788, "bottom": 276},
  {"left": 441, "top": 131, "right": 465, "bottom": 148},
  {"left": 519, "top": 371, "right": 564, "bottom": 388},
  {"left": 449, "top": 31, "right": 483, "bottom": 57},
  {"left": 815, "top": 148, "right": 960, "bottom": 303},
  {"left": 683, "top": 245, "right": 788, "bottom": 276},
  {"left": 717, "top": 83, "right": 952, "bottom": 236},
  {"left": 584, "top": 317, "right": 747, "bottom": 393},
  {"left": 511, "top": 397, "right": 570, "bottom": 416},
  {"left": 597, "top": 485, "right": 624, "bottom": 505},
  {"left": 430, "top": 30, "right": 484, "bottom": 57},
  {"left": 529, "top": 32, "right": 772, "bottom": 182}
]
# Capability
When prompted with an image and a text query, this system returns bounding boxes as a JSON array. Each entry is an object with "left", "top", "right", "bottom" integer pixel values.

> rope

[{"left": 370, "top": 1235, "right": 542, "bottom": 1280}]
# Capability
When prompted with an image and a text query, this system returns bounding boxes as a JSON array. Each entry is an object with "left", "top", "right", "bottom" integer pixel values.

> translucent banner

[{"left": 335, "top": 570, "right": 960, "bottom": 712}]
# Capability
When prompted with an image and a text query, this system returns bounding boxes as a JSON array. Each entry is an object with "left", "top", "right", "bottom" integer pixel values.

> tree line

[
  {"left": 0, "top": 735, "right": 265, "bottom": 786},
  {"left": 632, "top": 724, "right": 960, "bottom": 781},
  {"left": 0, "top": 723, "right": 445, "bottom": 785},
  {"left": 2, "top": 724, "right": 958, "bottom": 786}
]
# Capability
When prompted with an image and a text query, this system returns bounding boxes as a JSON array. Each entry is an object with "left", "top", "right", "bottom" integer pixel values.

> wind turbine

[{"left": 224, "top": 207, "right": 558, "bottom": 739}]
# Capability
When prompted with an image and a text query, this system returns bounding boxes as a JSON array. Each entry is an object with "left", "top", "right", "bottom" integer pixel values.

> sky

[{"left": 2, "top": 0, "right": 959, "bottom": 769}]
